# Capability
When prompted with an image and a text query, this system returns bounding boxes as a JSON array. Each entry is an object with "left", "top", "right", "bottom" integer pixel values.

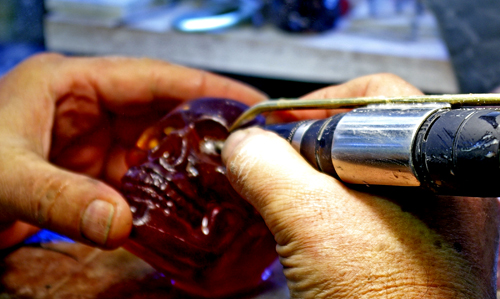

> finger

[
  {"left": 221, "top": 127, "right": 346, "bottom": 245},
  {"left": 0, "top": 221, "right": 39, "bottom": 249},
  {"left": 50, "top": 123, "right": 111, "bottom": 177},
  {"left": 1, "top": 53, "right": 267, "bottom": 159},
  {"left": 270, "top": 73, "right": 424, "bottom": 122},
  {"left": 50, "top": 56, "right": 268, "bottom": 115},
  {"left": 0, "top": 148, "right": 132, "bottom": 249},
  {"left": 103, "top": 145, "right": 130, "bottom": 188},
  {"left": 303, "top": 73, "right": 423, "bottom": 100}
]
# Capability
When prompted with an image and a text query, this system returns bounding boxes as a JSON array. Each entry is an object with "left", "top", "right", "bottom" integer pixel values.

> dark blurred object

[
  {"left": 269, "top": 0, "right": 348, "bottom": 33},
  {"left": 423, "top": 0, "right": 500, "bottom": 93},
  {"left": 0, "top": 0, "right": 45, "bottom": 44},
  {"left": 0, "top": 0, "right": 45, "bottom": 76},
  {"left": 345, "top": 0, "right": 435, "bottom": 42}
]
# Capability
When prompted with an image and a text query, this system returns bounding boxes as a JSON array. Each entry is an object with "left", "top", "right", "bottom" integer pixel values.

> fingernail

[
  {"left": 222, "top": 129, "right": 252, "bottom": 165},
  {"left": 81, "top": 200, "right": 114, "bottom": 246}
]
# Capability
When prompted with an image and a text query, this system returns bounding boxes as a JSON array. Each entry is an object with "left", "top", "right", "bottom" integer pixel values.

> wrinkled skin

[
  {"left": 0, "top": 54, "right": 267, "bottom": 250},
  {"left": 121, "top": 98, "right": 277, "bottom": 298},
  {"left": 222, "top": 74, "right": 500, "bottom": 299}
]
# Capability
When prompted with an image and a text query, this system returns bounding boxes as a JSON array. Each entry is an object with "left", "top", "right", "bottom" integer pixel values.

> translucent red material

[{"left": 121, "top": 98, "right": 277, "bottom": 298}]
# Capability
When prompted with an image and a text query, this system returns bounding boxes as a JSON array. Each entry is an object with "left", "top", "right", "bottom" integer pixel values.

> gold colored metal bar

[{"left": 229, "top": 93, "right": 500, "bottom": 132}]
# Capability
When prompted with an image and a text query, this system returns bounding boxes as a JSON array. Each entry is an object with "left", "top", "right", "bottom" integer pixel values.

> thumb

[
  {"left": 221, "top": 127, "right": 347, "bottom": 245},
  {"left": 0, "top": 148, "right": 132, "bottom": 249}
]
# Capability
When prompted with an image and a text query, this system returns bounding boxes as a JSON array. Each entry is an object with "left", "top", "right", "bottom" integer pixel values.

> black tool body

[{"left": 265, "top": 104, "right": 500, "bottom": 196}]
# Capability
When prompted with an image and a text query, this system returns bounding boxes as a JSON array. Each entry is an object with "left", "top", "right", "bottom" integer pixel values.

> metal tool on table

[
  {"left": 230, "top": 94, "right": 500, "bottom": 196},
  {"left": 172, "top": 0, "right": 262, "bottom": 32}
]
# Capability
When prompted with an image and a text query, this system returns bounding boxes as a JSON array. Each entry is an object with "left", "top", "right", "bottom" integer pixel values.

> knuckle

[
  {"left": 24, "top": 52, "right": 64, "bottom": 67},
  {"left": 369, "top": 73, "right": 405, "bottom": 85},
  {"left": 194, "top": 70, "right": 211, "bottom": 96},
  {"left": 32, "top": 174, "right": 71, "bottom": 227}
]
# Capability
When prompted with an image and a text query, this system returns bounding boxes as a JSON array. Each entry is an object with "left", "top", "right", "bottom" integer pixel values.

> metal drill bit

[{"left": 229, "top": 93, "right": 500, "bottom": 132}]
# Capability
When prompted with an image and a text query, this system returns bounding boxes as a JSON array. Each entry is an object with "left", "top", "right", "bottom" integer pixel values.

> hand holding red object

[{"left": 0, "top": 54, "right": 266, "bottom": 250}]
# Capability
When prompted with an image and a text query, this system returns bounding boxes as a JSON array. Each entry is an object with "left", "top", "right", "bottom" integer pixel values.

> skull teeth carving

[{"left": 121, "top": 98, "right": 277, "bottom": 298}]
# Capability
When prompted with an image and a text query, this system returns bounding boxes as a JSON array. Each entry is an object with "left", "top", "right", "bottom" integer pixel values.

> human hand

[
  {"left": 222, "top": 74, "right": 499, "bottom": 298},
  {"left": 0, "top": 53, "right": 266, "bottom": 250}
]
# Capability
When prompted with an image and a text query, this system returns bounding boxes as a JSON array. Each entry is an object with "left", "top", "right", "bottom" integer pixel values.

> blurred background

[
  {"left": 0, "top": 0, "right": 45, "bottom": 75},
  {"left": 1, "top": 0, "right": 498, "bottom": 96},
  {"left": 0, "top": 0, "right": 451, "bottom": 97}
]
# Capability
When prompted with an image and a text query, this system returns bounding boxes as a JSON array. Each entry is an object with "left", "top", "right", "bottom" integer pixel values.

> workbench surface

[{"left": 44, "top": 3, "right": 458, "bottom": 94}]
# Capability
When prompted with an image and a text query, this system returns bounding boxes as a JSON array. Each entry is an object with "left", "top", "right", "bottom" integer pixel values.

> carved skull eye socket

[
  {"left": 159, "top": 113, "right": 187, "bottom": 136},
  {"left": 149, "top": 133, "right": 184, "bottom": 164},
  {"left": 135, "top": 113, "right": 187, "bottom": 152},
  {"left": 194, "top": 119, "right": 228, "bottom": 158}
]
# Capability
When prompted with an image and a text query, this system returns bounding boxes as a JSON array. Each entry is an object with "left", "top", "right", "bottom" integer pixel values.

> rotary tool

[{"left": 230, "top": 94, "right": 500, "bottom": 196}]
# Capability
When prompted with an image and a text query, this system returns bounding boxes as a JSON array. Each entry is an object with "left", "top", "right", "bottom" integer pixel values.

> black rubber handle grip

[
  {"left": 414, "top": 108, "right": 500, "bottom": 196},
  {"left": 266, "top": 108, "right": 500, "bottom": 196}
]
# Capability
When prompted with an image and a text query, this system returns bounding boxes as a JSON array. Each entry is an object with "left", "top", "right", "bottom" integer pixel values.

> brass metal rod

[{"left": 229, "top": 93, "right": 500, "bottom": 132}]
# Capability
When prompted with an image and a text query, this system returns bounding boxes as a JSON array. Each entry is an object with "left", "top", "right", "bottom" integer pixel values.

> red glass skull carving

[{"left": 121, "top": 98, "right": 277, "bottom": 298}]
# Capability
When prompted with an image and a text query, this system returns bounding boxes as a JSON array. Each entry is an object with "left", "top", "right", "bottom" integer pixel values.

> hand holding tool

[{"left": 230, "top": 94, "right": 500, "bottom": 196}]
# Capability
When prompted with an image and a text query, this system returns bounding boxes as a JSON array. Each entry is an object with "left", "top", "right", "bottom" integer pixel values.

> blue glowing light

[
  {"left": 23, "top": 229, "right": 74, "bottom": 245},
  {"left": 261, "top": 268, "right": 272, "bottom": 281}
]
